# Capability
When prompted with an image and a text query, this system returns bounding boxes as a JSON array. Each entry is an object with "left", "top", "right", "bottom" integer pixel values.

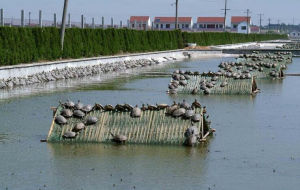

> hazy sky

[{"left": 1, "top": 0, "right": 299, "bottom": 26}]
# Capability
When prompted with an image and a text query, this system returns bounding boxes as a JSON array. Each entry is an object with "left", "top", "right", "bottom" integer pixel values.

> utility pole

[
  {"left": 21, "top": 9, "right": 24, "bottom": 27},
  {"left": 268, "top": 18, "right": 271, "bottom": 31},
  {"left": 39, "top": 10, "right": 42, "bottom": 27},
  {"left": 28, "top": 11, "right": 31, "bottom": 26},
  {"left": 277, "top": 19, "right": 280, "bottom": 33},
  {"left": 68, "top": 13, "right": 71, "bottom": 28},
  {"left": 175, "top": 0, "right": 178, "bottom": 29},
  {"left": 60, "top": 0, "right": 68, "bottom": 50},
  {"left": 258, "top": 13, "right": 263, "bottom": 33},
  {"left": 221, "top": 0, "right": 230, "bottom": 32},
  {"left": 0, "top": 9, "right": 3, "bottom": 27},
  {"left": 245, "top": 9, "right": 250, "bottom": 35}
]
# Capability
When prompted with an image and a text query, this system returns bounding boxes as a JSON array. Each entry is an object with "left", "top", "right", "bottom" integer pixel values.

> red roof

[
  {"left": 154, "top": 17, "right": 192, "bottom": 23},
  {"left": 251, "top": 25, "right": 260, "bottom": 32},
  {"left": 197, "top": 17, "right": 225, "bottom": 23},
  {"left": 231, "top": 16, "right": 251, "bottom": 23},
  {"left": 130, "top": 16, "right": 150, "bottom": 22}
]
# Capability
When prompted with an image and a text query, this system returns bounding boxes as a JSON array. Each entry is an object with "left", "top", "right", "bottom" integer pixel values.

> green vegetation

[{"left": 0, "top": 27, "right": 286, "bottom": 66}]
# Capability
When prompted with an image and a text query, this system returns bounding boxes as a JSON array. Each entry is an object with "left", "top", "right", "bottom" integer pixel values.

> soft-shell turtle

[
  {"left": 55, "top": 115, "right": 68, "bottom": 125},
  {"left": 72, "top": 122, "right": 85, "bottom": 132},
  {"left": 131, "top": 105, "right": 142, "bottom": 118},
  {"left": 110, "top": 133, "right": 127, "bottom": 144},
  {"left": 63, "top": 131, "right": 77, "bottom": 139},
  {"left": 85, "top": 116, "right": 98, "bottom": 125},
  {"left": 73, "top": 110, "right": 85, "bottom": 118}
]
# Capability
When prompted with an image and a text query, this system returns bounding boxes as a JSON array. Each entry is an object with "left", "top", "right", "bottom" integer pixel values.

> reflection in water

[
  {"left": 0, "top": 134, "right": 8, "bottom": 143},
  {"left": 47, "top": 143, "right": 210, "bottom": 190}
]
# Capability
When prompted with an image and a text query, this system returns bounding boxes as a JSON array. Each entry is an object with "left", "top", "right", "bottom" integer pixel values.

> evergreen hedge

[{"left": 0, "top": 27, "right": 286, "bottom": 66}]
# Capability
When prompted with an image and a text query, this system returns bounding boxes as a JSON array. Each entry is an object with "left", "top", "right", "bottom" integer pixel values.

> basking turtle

[
  {"left": 85, "top": 116, "right": 98, "bottom": 125},
  {"left": 72, "top": 122, "right": 85, "bottom": 132},
  {"left": 115, "top": 104, "right": 126, "bottom": 112},
  {"left": 172, "top": 108, "right": 186, "bottom": 117},
  {"left": 184, "top": 126, "right": 200, "bottom": 146},
  {"left": 63, "top": 131, "right": 77, "bottom": 139},
  {"left": 110, "top": 132, "right": 127, "bottom": 144},
  {"left": 73, "top": 110, "right": 85, "bottom": 118},
  {"left": 179, "top": 80, "right": 188, "bottom": 86},
  {"left": 75, "top": 100, "right": 84, "bottom": 110},
  {"left": 192, "top": 99, "right": 201, "bottom": 108},
  {"left": 131, "top": 105, "right": 142, "bottom": 118},
  {"left": 180, "top": 100, "right": 190, "bottom": 109},
  {"left": 184, "top": 126, "right": 199, "bottom": 138},
  {"left": 191, "top": 87, "right": 198, "bottom": 95},
  {"left": 104, "top": 104, "right": 114, "bottom": 111},
  {"left": 156, "top": 104, "right": 169, "bottom": 110},
  {"left": 124, "top": 104, "right": 133, "bottom": 111},
  {"left": 220, "top": 81, "right": 228, "bottom": 88},
  {"left": 166, "top": 103, "right": 179, "bottom": 115},
  {"left": 61, "top": 109, "right": 73, "bottom": 118},
  {"left": 93, "top": 103, "right": 104, "bottom": 111},
  {"left": 184, "top": 109, "right": 195, "bottom": 119},
  {"left": 191, "top": 114, "right": 201, "bottom": 122},
  {"left": 81, "top": 104, "right": 93, "bottom": 113},
  {"left": 168, "top": 89, "right": 177, "bottom": 94},
  {"left": 55, "top": 115, "right": 68, "bottom": 125},
  {"left": 141, "top": 104, "right": 148, "bottom": 111},
  {"left": 147, "top": 104, "right": 157, "bottom": 111},
  {"left": 64, "top": 100, "right": 75, "bottom": 109}
]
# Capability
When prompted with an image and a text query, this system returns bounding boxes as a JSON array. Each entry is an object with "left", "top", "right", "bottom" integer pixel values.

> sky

[{"left": 1, "top": 0, "right": 300, "bottom": 26}]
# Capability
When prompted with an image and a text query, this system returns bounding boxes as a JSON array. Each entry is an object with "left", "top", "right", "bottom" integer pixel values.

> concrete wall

[{"left": 0, "top": 50, "right": 222, "bottom": 80}]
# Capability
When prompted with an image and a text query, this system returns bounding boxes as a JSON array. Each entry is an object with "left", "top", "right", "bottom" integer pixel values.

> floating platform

[{"left": 47, "top": 101, "right": 213, "bottom": 145}]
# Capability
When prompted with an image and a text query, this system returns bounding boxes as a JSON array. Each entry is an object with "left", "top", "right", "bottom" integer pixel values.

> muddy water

[{"left": 0, "top": 57, "right": 300, "bottom": 190}]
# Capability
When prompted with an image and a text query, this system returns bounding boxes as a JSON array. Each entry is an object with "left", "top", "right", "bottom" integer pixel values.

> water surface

[{"left": 0, "top": 57, "right": 300, "bottom": 190}]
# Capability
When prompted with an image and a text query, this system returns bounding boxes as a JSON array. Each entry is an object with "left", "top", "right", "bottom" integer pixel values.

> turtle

[
  {"left": 147, "top": 104, "right": 157, "bottom": 111},
  {"left": 85, "top": 116, "right": 98, "bottom": 125},
  {"left": 156, "top": 103, "right": 169, "bottom": 110},
  {"left": 184, "top": 126, "right": 199, "bottom": 138},
  {"left": 191, "top": 87, "right": 198, "bottom": 95},
  {"left": 180, "top": 100, "right": 190, "bottom": 109},
  {"left": 141, "top": 104, "right": 148, "bottom": 111},
  {"left": 220, "top": 81, "right": 228, "bottom": 88},
  {"left": 124, "top": 104, "right": 133, "bottom": 111},
  {"left": 55, "top": 115, "right": 68, "bottom": 125},
  {"left": 168, "top": 89, "right": 177, "bottom": 94},
  {"left": 115, "top": 104, "right": 126, "bottom": 112},
  {"left": 63, "top": 131, "right": 77, "bottom": 139},
  {"left": 179, "top": 80, "right": 188, "bottom": 86},
  {"left": 183, "top": 109, "right": 195, "bottom": 119},
  {"left": 64, "top": 100, "right": 75, "bottom": 109},
  {"left": 192, "top": 99, "right": 201, "bottom": 108},
  {"left": 131, "top": 105, "right": 142, "bottom": 118},
  {"left": 110, "top": 132, "right": 127, "bottom": 144},
  {"left": 81, "top": 104, "right": 93, "bottom": 113},
  {"left": 72, "top": 122, "right": 85, "bottom": 132},
  {"left": 166, "top": 104, "right": 179, "bottom": 115},
  {"left": 172, "top": 108, "right": 186, "bottom": 117},
  {"left": 61, "top": 109, "right": 73, "bottom": 118},
  {"left": 104, "top": 104, "right": 114, "bottom": 111},
  {"left": 75, "top": 100, "right": 84, "bottom": 110},
  {"left": 168, "top": 84, "right": 175, "bottom": 90},
  {"left": 93, "top": 103, "right": 104, "bottom": 111},
  {"left": 191, "top": 114, "right": 201, "bottom": 122},
  {"left": 73, "top": 110, "right": 85, "bottom": 118}
]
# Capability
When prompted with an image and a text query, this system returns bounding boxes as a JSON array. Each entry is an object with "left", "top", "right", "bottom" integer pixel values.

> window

[
  {"left": 233, "top": 24, "right": 238, "bottom": 29},
  {"left": 156, "top": 24, "right": 159, "bottom": 29},
  {"left": 139, "top": 24, "right": 141, "bottom": 28},
  {"left": 161, "top": 24, "right": 163, "bottom": 29},
  {"left": 207, "top": 24, "right": 216, "bottom": 29},
  {"left": 199, "top": 24, "right": 204, "bottom": 28},
  {"left": 182, "top": 24, "right": 185, "bottom": 28},
  {"left": 219, "top": 24, "right": 223, "bottom": 28},
  {"left": 132, "top": 24, "right": 135, "bottom": 28},
  {"left": 241, "top": 26, "right": 247, "bottom": 30},
  {"left": 185, "top": 24, "right": 189, "bottom": 28},
  {"left": 166, "top": 24, "right": 170, "bottom": 28}
]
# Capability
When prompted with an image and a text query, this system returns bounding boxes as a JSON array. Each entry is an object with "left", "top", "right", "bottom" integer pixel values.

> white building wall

[{"left": 237, "top": 22, "right": 251, "bottom": 34}]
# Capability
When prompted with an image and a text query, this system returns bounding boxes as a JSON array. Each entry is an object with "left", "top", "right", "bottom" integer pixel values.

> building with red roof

[
  {"left": 196, "top": 17, "right": 225, "bottom": 31},
  {"left": 129, "top": 16, "right": 151, "bottom": 30},
  {"left": 231, "top": 16, "right": 251, "bottom": 34},
  {"left": 153, "top": 17, "right": 193, "bottom": 30}
]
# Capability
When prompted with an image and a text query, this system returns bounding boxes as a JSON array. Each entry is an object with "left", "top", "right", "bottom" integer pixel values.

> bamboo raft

[
  {"left": 47, "top": 101, "right": 213, "bottom": 145},
  {"left": 176, "top": 75, "right": 256, "bottom": 95}
]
